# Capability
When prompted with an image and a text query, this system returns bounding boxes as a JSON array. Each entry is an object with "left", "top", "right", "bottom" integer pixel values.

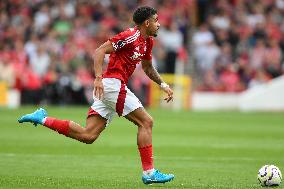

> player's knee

[
  {"left": 143, "top": 117, "right": 153, "bottom": 129},
  {"left": 82, "top": 134, "right": 98, "bottom": 144}
]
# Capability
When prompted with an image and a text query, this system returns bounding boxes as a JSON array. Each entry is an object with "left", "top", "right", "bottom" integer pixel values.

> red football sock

[
  {"left": 138, "top": 144, "right": 154, "bottom": 171},
  {"left": 43, "top": 117, "right": 70, "bottom": 136}
]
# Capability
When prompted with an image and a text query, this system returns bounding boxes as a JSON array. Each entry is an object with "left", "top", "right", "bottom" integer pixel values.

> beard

[{"left": 153, "top": 30, "right": 158, "bottom": 37}]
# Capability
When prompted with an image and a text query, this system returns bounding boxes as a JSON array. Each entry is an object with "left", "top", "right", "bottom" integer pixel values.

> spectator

[
  {"left": 219, "top": 64, "right": 244, "bottom": 92},
  {"left": 196, "top": 40, "right": 220, "bottom": 74},
  {"left": 158, "top": 21, "right": 183, "bottom": 73},
  {"left": 249, "top": 69, "right": 271, "bottom": 88},
  {"left": 250, "top": 39, "right": 266, "bottom": 70},
  {"left": 24, "top": 33, "right": 40, "bottom": 58},
  {"left": 264, "top": 38, "right": 282, "bottom": 77},
  {"left": 29, "top": 44, "right": 51, "bottom": 77},
  {"left": 34, "top": 3, "right": 50, "bottom": 33},
  {"left": 193, "top": 24, "right": 219, "bottom": 73},
  {"left": 0, "top": 56, "right": 15, "bottom": 88}
]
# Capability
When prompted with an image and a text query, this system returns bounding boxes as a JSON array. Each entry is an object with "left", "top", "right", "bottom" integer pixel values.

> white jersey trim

[{"left": 112, "top": 29, "right": 140, "bottom": 51}]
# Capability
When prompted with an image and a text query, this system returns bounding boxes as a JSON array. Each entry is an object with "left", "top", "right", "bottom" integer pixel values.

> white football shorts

[{"left": 89, "top": 78, "right": 143, "bottom": 124}]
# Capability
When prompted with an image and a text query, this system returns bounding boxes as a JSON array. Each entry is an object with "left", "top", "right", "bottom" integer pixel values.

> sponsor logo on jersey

[{"left": 130, "top": 51, "right": 145, "bottom": 60}]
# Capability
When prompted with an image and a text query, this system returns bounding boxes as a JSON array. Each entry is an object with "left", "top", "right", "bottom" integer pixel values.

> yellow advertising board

[
  {"left": 149, "top": 74, "right": 191, "bottom": 110},
  {"left": 0, "top": 81, "right": 7, "bottom": 106}
]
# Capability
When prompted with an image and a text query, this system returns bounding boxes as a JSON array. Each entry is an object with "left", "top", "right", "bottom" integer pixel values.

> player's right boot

[
  {"left": 18, "top": 108, "right": 47, "bottom": 126},
  {"left": 142, "top": 169, "right": 174, "bottom": 185}
]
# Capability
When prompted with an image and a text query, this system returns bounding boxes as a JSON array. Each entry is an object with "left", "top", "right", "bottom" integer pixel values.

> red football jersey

[{"left": 103, "top": 27, "right": 154, "bottom": 84}]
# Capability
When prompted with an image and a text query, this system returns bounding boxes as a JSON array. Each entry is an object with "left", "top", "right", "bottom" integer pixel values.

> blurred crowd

[
  {"left": 195, "top": 0, "right": 284, "bottom": 92},
  {"left": 0, "top": 0, "right": 190, "bottom": 105},
  {"left": 1, "top": 0, "right": 284, "bottom": 106}
]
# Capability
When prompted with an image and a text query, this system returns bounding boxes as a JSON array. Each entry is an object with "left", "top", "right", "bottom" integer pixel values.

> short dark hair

[{"left": 133, "top": 6, "right": 157, "bottom": 25}]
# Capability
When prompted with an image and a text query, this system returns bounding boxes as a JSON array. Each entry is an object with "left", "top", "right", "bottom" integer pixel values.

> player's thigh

[
  {"left": 85, "top": 114, "right": 107, "bottom": 135},
  {"left": 125, "top": 107, "right": 153, "bottom": 127}
]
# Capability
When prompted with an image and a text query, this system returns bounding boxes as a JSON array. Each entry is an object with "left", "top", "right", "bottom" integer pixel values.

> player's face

[{"left": 147, "top": 14, "right": 160, "bottom": 37}]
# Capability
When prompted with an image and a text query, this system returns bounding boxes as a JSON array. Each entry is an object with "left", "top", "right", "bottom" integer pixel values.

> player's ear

[{"left": 145, "top": 19, "right": 150, "bottom": 27}]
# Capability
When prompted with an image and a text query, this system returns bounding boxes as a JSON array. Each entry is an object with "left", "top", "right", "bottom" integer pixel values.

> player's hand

[
  {"left": 161, "top": 83, "right": 173, "bottom": 103},
  {"left": 94, "top": 77, "right": 104, "bottom": 100}
]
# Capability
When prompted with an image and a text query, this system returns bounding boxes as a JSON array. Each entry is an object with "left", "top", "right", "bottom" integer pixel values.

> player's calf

[
  {"left": 79, "top": 134, "right": 99, "bottom": 144},
  {"left": 18, "top": 108, "right": 106, "bottom": 144}
]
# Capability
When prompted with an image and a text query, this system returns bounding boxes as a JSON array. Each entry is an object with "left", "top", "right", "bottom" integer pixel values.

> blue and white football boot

[
  {"left": 18, "top": 108, "right": 47, "bottom": 126},
  {"left": 142, "top": 169, "right": 174, "bottom": 184}
]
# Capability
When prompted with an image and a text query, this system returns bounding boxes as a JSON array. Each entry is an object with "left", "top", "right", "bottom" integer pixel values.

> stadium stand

[
  {"left": 0, "top": 0, "right": 191, "bottom": 106},
  {"left": 0, "top": 0, "right": 283, "bottom": 106},
  {"left": 195, "top": 0, "right": 284, "bottom": 92}
]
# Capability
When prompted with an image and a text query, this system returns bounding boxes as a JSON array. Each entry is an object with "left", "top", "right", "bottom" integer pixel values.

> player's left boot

[
  {"left": 142, "top": 169, "right": 174, "bottom": 184},
  {"left": 18, "top": 108, "right": 47, "bottom": 126}
]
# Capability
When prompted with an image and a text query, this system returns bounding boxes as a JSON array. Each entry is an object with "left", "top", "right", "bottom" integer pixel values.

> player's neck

[{"left": 137, "top": 26, "right": 149, "bottom": 39}]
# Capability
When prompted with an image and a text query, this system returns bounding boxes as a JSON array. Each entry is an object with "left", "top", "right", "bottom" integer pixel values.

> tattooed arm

[
  {"left": 141, "top": 60, "right": 163, "bottom": 85},
  {"left": 142, "top": 60, "right": 173, "bottom": 102}
]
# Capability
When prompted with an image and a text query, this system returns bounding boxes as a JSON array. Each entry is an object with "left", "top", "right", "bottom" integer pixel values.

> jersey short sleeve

[
  {"left": 142, "top": 37, "right": 154, "bottom": 61},
  {"left": 109, "top": 29, "right": 136, "bottom": 51}
]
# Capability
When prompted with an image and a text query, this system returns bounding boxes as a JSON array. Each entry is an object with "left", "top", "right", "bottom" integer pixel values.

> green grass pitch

[{"left": 0, "top": 106, "right": 284, "bottom": 189}]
